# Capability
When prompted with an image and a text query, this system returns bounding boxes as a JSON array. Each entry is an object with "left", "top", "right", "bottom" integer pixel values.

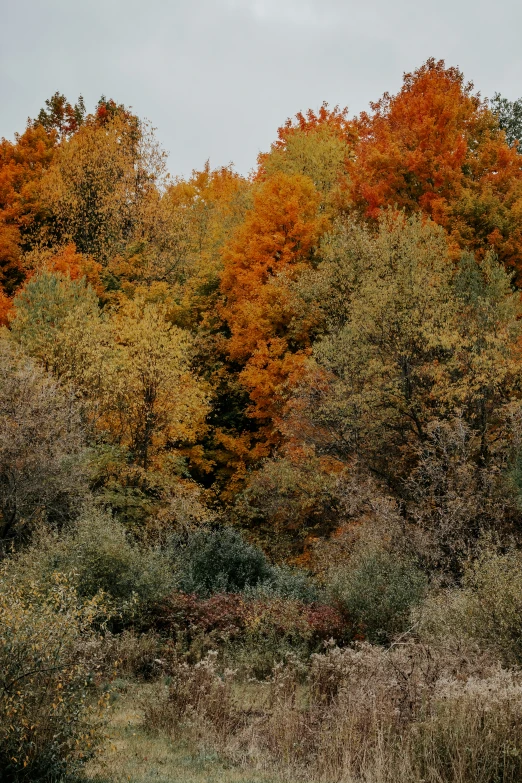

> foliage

[
  {"left": 35, "top": 91, "right": 86, "bottom": 138},
  {"left": 490, "top": 92, "right": 522, "bottom": 148},
  {"left": 0, "top": 563, "right": 110, "bottom": 781},
  {"left": 169, "top": 526, "right": 273, "bottom": 597},
  {"left": 5, "top": 61, "right": 522, "bottom": 783},
  {"left": 12, "top": 275, "right": 210, "bottom": 473},
  {"left": 219, "top": 170, "right": 327, "bottom": 465},
  {"left": 107, "top": 296, "right": 210, "bottom": 470},
  {"left": 153, "top": 590, "right": 347, "bottom": 673},
  {"left": 17, "top": 506, "right": 175, "bottom": 627},
  {"left": 329, "top": 544, "right": 427, "bottom": 644},
  {"left": 258, "top": 103, "right": 355, "bottom": 211},
  {"left": 406, "top": 417, "right": 513, "bottom": 573},
  {"left": 242, "top": 563, "right": 319, "bottom": 604},
  {"left": 350, "top": 58, "right": 522, "bottom": 283},
  {"left": 419, "top": 544, "right": 522, "bottom": 665},
  {"left": 0, "top": 338, "right": 88, "bottom": 550},
  {"left": 39, "top": 112, "right": 164, "bottom": 264},
  {"left": 0, "top": 123, "right": 57, "bottom": 297},
  {"left": 10, "top": 270, "right": 103, "bottom": 375},
  {"left": 234, "top": 454, "right": 343, "bottom": 558},
  {"left": 292, "top": 212, "right": 522, "bottom": 564}
]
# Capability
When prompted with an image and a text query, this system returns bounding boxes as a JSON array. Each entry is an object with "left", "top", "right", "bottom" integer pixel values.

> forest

[{"left": 2, "top": 58, "right": 522, "bottom": 782}]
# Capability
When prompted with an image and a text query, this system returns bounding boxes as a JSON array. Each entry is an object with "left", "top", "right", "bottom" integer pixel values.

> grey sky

[{"left": 2, "top": 0, "right": 521, "bottom": 177}]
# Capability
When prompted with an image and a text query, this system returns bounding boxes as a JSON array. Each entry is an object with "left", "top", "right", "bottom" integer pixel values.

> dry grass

[
  {"left": 85, "top": 680, "right": 282, "bottom": 783},
  {"left": 138, "top": 642, "right": 522, "bottom": 783}
]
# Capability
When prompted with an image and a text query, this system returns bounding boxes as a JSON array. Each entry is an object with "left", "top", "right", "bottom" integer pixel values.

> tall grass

[{"left": 142, "top": 641, "right": 522, "bottom": 783}]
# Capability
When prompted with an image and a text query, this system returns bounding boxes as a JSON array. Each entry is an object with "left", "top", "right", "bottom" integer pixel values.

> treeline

[
  {"left": 1, "top": 59, "right": 522, "bottom": 562},
  {"left": 3, "top": 57, "right": 522, "bottom": 783}
]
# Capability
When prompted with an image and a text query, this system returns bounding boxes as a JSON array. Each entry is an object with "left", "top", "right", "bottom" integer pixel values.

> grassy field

[{"left": 85, "top": 682, "right": 283, "bottom": 783}]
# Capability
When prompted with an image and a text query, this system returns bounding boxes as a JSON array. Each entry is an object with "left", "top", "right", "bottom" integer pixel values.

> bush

[
  {"left": 101, "top": 630, "right": 165, "bottom": 680},
  {"left": 330, "top": 544, "right": 427, "bottom": 644},
  {"left": 143, "top": 650, "right": 237, "bottom": 740},
  {"left": 0, "top": 338, "right": 88, "bottom": 551},
  {"left": 154, "top": 591, "right": 249, "bottom": 646},
  {"left": 0, "top": 564, "right": 110, "bottom": 782},
  {"left": 18, "top": 506, "right": 175, "bottom": 627},
  {"left": 169, "top": 526, "right": 273, "bottom": 596},
  {"left": 418, "top": 545, "right": 522, "bottom": 664},
  {"left": 242, "top": 563, "right": 319, "bottom": 603},
  {"left": 154, "top": 590, "right": 347, "bottom": 674}
]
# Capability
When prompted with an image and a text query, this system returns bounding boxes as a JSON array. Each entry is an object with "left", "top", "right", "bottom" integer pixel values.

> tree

[
  {"left": 0, "top": 123, "right": 57, "bottom": 295},
  {"left": 350, "top": 59, "right": 522, "bottom": 282},
  {"left": 108, "top": 163, "right": 250, "bottom": 323},
  {"left": 303, "top": 212, "right": 522, "bottom": 487},
  {"left": 258, "top": 103, "right": 356, "bottom": 212},
  {"left": 10, "top": 271, "right": 104, "bottom": 378},
  {"left": 39, "top": 113, "right": 165, "bottom": 265},
  {"left": 11, "top": 274, "right": 210, "bottom": 473},
  {"left": 107, "top": 297, "right": 210, "bottom": 470},
  {"left": 490, "top": 92, "right": 522, "bottom": 149},
  {"left": 219, "top": 171, "right": 327, "bottom": 462},
  {"left": 35, "top": 92, "right": 86, "bottom": 138},
  {"left": 351, "top": 60, "right": 480, "bottom": 219},
  {"left": 406, "top": 417, "right": 511, "bottom": 573}
]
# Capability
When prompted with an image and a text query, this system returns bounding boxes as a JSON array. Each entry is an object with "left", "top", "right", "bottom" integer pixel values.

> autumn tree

[
  {"left": 258, "top": 103, "right": 356, "bottom": 212},
  {"left": 350, "top": 59, "right": 522, "bottom": 281},
  {"left": 218, "top": 171, "right": 327, "bottom": 470},
  {"left": 260, "top": 211, "right": 522, "bottom": 564},
  {"left": 11, "top": 273, "right": 209, "bottom": 473},
  {"left": 109, "top": 163, "right": 250, "bottom": 327},
  {"left": 35, "top": 92, "right": 86, "bottom": 138},
  {"left": 0, "top": 123, "right": 57, "bottom": 298},
  {"left": 164, "top": 162, "right": 251, "bottom": 328},
  {"left": 39, "top": 112, "right": 164, "bottom": 266},
  {"left": 10, "top": 271, "right": 104, "bottom": 379},
  {"left": 107, "top": 297, "right": 210, "bottom": 470},
  {"left": 0, "top": 93, "right": 139, "bottom": 315},
  {"left": 298, "top": 212, "right": 522, "bottom": 484}
]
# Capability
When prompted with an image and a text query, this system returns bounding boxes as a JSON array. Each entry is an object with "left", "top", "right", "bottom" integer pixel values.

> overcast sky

[{"left": 2, "top": 0, "right": 521, "bottom": 177}]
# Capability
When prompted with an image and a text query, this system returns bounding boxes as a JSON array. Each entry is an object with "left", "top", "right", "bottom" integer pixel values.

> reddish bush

[
  {"left": 154, "top": 591, "right": 248, "bottom": 641},
  {"left": 154, "top": 592, "right": 349, "bottom": 648},
  {"left": 304, "top": 603, "right": 347, "bottom": 640}
]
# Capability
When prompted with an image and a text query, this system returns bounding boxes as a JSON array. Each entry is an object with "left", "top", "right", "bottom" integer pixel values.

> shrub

[
  {"left": 0, "top": 564, "right": 110, "bottom": 782},
  {"left": 0, "top": 338, "right": 88, "bottom": 551},
  {"left": 464, "top": 547, "right": 522, "bottom": 662},
  {"left": 418, "top": 545, "right": 522, "bottom": 664},
  {"left": 169, "top": 526, "right": 273, "bottom": 596},
  {"left": 17, "top": 506, "right": 175, "bottom": 627},
  {"left": 242, "top": 563, "right": 319, "bottom": 603},
  {"left": 101, "top": 630, "right": 165, "bottom": 680},
  {"left": 154, "top": 591, "right": 249, "bottom": 644},
  {"left": 330, "top": 544, "right": 427, "bottom": 644},
  {"left": 154, "top": 590, "right": 347, "bottom": 675},
  {"left": 143, "top": 650, "right": 237, "bottom": 741}
]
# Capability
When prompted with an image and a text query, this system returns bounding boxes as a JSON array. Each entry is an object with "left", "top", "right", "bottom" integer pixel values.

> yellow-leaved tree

[
  {"left": 106, "top": 296, "right": 209, "bottom": 470},
  {"left": 11, "top": 274, "right": 209, "bottom": 472}
]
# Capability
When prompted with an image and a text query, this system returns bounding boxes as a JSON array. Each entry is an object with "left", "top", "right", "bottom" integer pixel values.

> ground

[{"left": 85, "top": 681, "right": 282, "bottom": 783}]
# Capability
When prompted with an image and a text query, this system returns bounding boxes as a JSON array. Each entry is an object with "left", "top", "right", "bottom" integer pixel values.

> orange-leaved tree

[
  {"left": 0, "top": 123, "right": 58, "bottom": 302},
  {"left": 219, "top": 171, "right": 327, "bottom": 466},
  {"left": 350, "top": 58, "right": 522, "bottom": 280}
]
